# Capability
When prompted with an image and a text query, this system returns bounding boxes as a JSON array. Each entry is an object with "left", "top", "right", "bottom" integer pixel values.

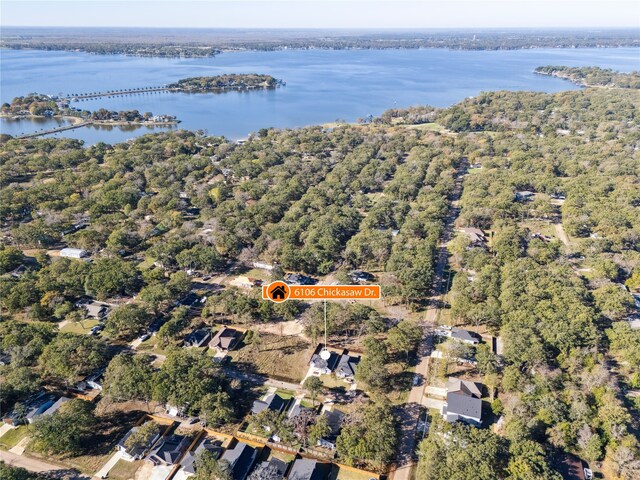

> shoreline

[{"left": 1, "top": 113, "right": 179, "bottom": 127}]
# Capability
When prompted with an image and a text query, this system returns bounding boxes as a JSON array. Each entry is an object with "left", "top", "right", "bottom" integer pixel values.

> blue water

[{"left": 1, "top": 47, "right": 638, "bottom": 144}]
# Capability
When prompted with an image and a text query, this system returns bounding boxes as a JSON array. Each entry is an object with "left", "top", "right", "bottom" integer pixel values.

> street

[{"left": 391, "top": 159, "right": 467, "bottom": 480}]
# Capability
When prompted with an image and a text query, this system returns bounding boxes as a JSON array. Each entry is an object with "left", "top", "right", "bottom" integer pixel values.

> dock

[
  {"left": 69, "top": 87, "right": 177, "bottom": 100},
  {"left": 15, "top": 121, "right": 93, "bottom": 139}
]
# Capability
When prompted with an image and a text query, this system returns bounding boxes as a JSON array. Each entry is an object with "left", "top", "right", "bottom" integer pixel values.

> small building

[
  {"left": 335, "top": 353, "right": 360, "bottom": 381},
  {"left": 75, "top": 368, "right": 105, "bottom": 392},
  {"left": 60, "top": 247, "right": 88, "bottom": 259},
  {"left": 210, "top": 327, "right": 241, "bottom": 352},
  {"left": 287, "top": 458, "right": 330, "bottom": 480},
  {"left": 3, "top": 392, "right": 58, "bottom": 425},
  {"left": 515, "top": 191, "right": 535, "bottom": 201},
  {"left": 442, "top": 378, "right": 483, "bottom": 427},
  {"left": 284, "top": 273, "right": 316, "bottom": 285},
  {"left": 451, "top": 328, "right": 481, "bottom": 345},
  {"left": 117, "top": 423, "right": 162, "bottom": 461},
  {"left": 251, "top": 393, "right": 290, "bottom": 416},
  {"left": 180, "top": 438, "right": 224, "bottom": 476},
  {"left": 184, "top": 328, "right": 212, "bottom": 348},
  {"left": 309, "top": 349, "right": 340, "bottom": 375},
  {"left": 348, "top": 270, "right": 375, "bottom": 283},
  {"left": 147, "top": 434, "right": 190, "bottom": 466},
  {"left": 220, "top": 442, "right": 258, "bottom": 480}
]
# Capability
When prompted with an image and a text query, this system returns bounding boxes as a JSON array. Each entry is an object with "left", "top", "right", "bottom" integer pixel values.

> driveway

[
  {"left": 94, "top": 450, "right": 124, "bottom": 478},
  {"left": 0, "top": 450, "right": 91, "bottom": 478}
]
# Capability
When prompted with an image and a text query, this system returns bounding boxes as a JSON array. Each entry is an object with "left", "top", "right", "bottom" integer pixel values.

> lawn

[
  {"left": 230, "top": 334, "right": 315, "bottom": 383},
  {"left": 319, "top": 374, "right": 349, "bottom": 390},
  {"left": 0, "top": 426, "right": 29, "bottom": 450},
  {"left": 60, "top": 319, "right": 100, "bottom": 334},
  {"left": 330, "top": 464, "right": 379, "bottom": 480},
  {"left": 109, "top": 459, "right": 143, "bottom": 480}
]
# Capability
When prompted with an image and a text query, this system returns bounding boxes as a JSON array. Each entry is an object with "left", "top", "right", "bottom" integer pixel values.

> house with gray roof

[
  {"left": 147, "top": 434, "right": 190, "bottom": 466},
  {"left": 180, "top": 438, "right": 224, "bottom": 476},
  {"left": 335, "top": 353, "right": 360, "bottom": 381},
  {"left": 117, "top": 423, "right": 162, "bottom": 461},
  {"left": 316, "top": 409, "right": 345, "bottom": 450},
  {"left": 251, "top": 393, "right": 290, "bottom": 415},
  {"left": 442, "top": 378, "right": 483, "bottom": 427},
  {"left": 220, "top": 441, "right": 258, "bottom": 480},
  {"left": 253, "top": 458, "right": 289, "bottom": 480},
  {"left": 309, "top": 349, "right": 340, "bottom": 375},
  {"left": 287, "top": 458, "right": 330, "bottom": 480},
  {"left": 450, "top": 328, "right": 481, "bottom": 345},
  {"left": 210, "top": 327, "right": 241, "bottom": 352},
  {"left": 184, "top": 328, "right": 212, "bottom": 348}
]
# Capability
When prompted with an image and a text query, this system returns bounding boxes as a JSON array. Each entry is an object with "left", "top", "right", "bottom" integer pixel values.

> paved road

[{"left": 391, "top": 159, "right": 467, "bottom": 480}]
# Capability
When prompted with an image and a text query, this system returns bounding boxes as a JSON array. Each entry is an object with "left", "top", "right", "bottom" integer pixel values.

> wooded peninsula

[{"left": 535, "top": 65, "right": 640, "bottom": 89}]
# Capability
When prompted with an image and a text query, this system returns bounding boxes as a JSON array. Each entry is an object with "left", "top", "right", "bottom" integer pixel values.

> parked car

[
  {"left": 138, "top": 332, "right": 151, "bottom": 342},
  {"left": 583, "top": 468, "right": 593, "bottom": 480}
]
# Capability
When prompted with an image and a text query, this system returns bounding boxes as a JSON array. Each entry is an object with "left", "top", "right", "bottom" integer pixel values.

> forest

[
  {"left": 0, "top": 84, "right": 638, "bottom": 477},
  {"left": 535, "top": 65, "right": 640, "bottom": 88},
  {"left": 168, "top": 74, "right": 283, "bottom": 93},
  {"left": 2, "top": 28, "right": 639, "bottom": 57}
]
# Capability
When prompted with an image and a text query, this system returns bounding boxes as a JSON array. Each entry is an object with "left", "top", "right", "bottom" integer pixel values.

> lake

[{"left": 1, "top": 47, "right": 639, "bottom": 144}]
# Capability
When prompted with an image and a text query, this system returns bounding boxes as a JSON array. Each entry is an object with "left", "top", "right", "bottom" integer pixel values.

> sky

[{"left": 1, "top": 0, "right": 639, "bottom": 29}]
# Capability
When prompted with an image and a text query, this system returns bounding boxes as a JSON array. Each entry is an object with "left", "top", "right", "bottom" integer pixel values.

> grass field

[
  {"left": 0, "top": 426, "right": 29, "bottom": 450},
  {"left": 230, "top": 334, "right": 315, "bottom": 382},
  {"left": 109, "top": 459, "right": 143, "bottom": 480},
  {"left": 60, "top": 319, "right": 100, "bottom": 334}
]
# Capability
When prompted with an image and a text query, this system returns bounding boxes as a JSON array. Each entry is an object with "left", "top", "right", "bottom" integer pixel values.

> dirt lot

[{"left": 230, "top": 333, "right": 315, "bottom": 382}]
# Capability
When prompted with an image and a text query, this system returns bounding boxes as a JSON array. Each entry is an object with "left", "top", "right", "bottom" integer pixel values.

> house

[
  {"left": 147, "top": 434, "right": 190, "bottom": 466},
  {"left": 117, "top": 423, "right": 162, "bottom": 461},
  {"left": 60, "top": 247, "right": 88, "bottom": 259},
  {"left": 3, "top": 392, "right": 58, "bottom": 425},
  {"left": 210, "top": 327, "right": 242, "bottom": 352},
  {"left": 457, "top": 227, "right": 487, "bottom": 245},
  {"left": 77, "top": 300, "right": 110, "bottom": 319},
  {"left": 184, "top": 328, "right": 212, "bottom": 348},
  {"left": 75, "top": 368, "right": 105, "bottom": 391},
  {"left": 42, "top": 396, "right": 70, "bottom": 417},
  {"left": 254, "top": 458, "right": 288, "bottom": 480},
  {"left": 515, "top": 191, "right": 535, "bottom": 201},
  {"left": 348, "top": 270, "right": 375, "bottom": 283},
  {"left": 180, "top": 438, "right": 224, "bottom": 476},
  {"left": 335, "top": 353, "right": 360, "bottom": 381},
  {"left": 442, "top": 378, "right": 483, "bottom": 427},
  {"left": 451, "top": 328, "right": 481, "bottom": 345},
  {"left": 284, "top": 273, "right": 316, "bottom": 285},
  {"left": 220, "top": 442, "right": 258, "bottom": 480},
  {"left": 176, "top": 292, "right": 202, "bottom": 308},
  {"left": 309, "top": 349, "right": 340, "bottom": 375},
  {"left": 316, "top": 409, "right": 345, "bottom": 450},
  {"left": 252, "top": 393, "right": 290, "bottom": 415},
  {"left": 287, "top": 458, "right": 330, "bottom": 480}
]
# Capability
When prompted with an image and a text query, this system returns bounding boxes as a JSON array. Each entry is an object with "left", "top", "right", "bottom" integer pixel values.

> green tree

[
  {"left": 84, "top": 257, "right": 140, "bottom": 300},
  {"left": 105, "top": 303, "right": 151, "bottom": 340},
  {"left": 30, "top": 399, "right": 98, "bottom": 456},
  {"left": 103, "top": 354, "right": 155, "bottom": 403},
  {"left": 303, "top": 376, "right": 324, "bottom": 406},
  {"left": 39, "top": 333, "right": 107, "bottom": 384}
]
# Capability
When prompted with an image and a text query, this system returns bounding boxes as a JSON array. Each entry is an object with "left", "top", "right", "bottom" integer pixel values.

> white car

[
  {"left": 138, "top": 332, "right": 151, "bottom": 342},
  {"left": 583, "top": 468, "right": 593, "bottom": 480}
]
